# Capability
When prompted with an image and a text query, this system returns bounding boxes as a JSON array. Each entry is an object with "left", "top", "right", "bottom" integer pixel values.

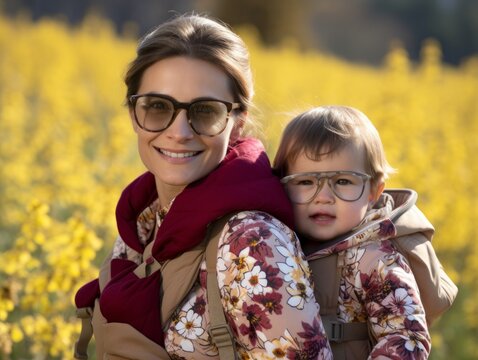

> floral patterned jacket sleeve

[
  {"left": 165, "top": 211, "right": 333, "bottom": 359},
  {"left": 341, "top": 239, "right": 431, "bottom": 359}
]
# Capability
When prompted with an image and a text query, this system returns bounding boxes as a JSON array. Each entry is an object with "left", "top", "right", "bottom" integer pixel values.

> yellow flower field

[{"left": 0, "top": 14, "right": 476, "bottom": 359}]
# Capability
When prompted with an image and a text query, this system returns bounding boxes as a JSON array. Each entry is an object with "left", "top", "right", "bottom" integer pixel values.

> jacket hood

[
  {"left": 388, "top": 189, "right": 434, "bottom": 240},
  {"left": 304, "top": 188, "right": 434, "bottom": 260}
]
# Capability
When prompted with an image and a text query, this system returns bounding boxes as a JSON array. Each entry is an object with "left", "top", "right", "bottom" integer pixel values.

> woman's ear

[
  {"left": 129, "top": 107, "right": 139, "bottom": 133},
  {"left": 229, "top": 112, "right": 247, "bottom": 143}
]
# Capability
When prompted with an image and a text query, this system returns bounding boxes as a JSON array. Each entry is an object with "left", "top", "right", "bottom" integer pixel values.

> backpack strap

[
  {"left": 205, "top": 213, "right": 239, "bottom": 360},
  {"left": 74, "top": 307, "right": 93, "bottom": 359},
  {"left": 316, "top": 252, "right": 369, "bottom": 343}
]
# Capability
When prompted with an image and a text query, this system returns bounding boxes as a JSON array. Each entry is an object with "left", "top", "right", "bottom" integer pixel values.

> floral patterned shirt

[
  {"left": 339, "top": 239, "right": 431, "bottom": 359},
  {"left": 112, "top": 206, "right": 332, "bottom": 359}
]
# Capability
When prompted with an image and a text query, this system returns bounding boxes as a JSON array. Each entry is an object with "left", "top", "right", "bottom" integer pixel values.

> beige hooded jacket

[{"left": 304, "top": 189, "right": 458, "bottom": 360}]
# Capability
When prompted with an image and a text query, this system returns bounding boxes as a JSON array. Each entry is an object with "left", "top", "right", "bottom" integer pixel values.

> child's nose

[{"left": 313, "top": 180, "right": 335, "bottom": 203}]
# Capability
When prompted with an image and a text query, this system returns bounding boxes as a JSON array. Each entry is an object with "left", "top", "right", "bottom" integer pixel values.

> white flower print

[
  {"left": 264, "top": 336, "right": 294, "bottom": 358},
  {"left": 383, "top": 288, "right": 415, "bottom": 316},
  {"left": 235, "top": 247, "right": 256, "bottom": 270},
  {"left": 276, "top": 246, "right": 305, "bottom": 283},
  {"left": 179, "top": 339, "right": 194, "bottom": 353},
  {"left": 405, "top": 338, "right": 426, "bottom": 353},
  {"left": 218, "top": 244, "right": 231, "bottom": 267},
  {"left": 223, "top": 284, "right": 248, "bottom": 313},
  {"left": 175, "top": 309, "right": 205, "bottom": 340},
  {"left": 286, "top": 281, "right": 312, "bottom": 310},
  {"left": 221, "top": 246, "right": 256, "bottom": 289},
  {"left": 241, "top": 265, "right": 269, "bottom": 295},
  {"left": 217, "top": 249, "right": 228, "bottom": 286}
]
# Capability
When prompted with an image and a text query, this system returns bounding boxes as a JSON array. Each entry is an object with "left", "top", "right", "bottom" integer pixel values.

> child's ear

[{"left": 369, "top": 180, "right": 385, "bottom": 205}]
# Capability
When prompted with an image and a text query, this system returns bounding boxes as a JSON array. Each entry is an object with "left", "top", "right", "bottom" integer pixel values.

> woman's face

[{"left": 131, "top": 56, "right": 240, "bottom": 203}]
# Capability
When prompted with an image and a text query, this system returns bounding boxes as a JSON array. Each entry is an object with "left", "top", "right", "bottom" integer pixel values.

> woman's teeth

[{"left": 160, "top": 149, "right": 198, "bottom": 158}]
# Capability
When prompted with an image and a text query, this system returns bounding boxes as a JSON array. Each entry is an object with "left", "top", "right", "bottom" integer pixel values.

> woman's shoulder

[
  {"left": 226, "top": 210, "right": 295, "bottom": 236},
  {"left": 219, "top": 210, "right": 298, "bottom": 252}
]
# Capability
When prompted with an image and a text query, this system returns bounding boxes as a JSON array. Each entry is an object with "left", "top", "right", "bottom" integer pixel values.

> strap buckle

[
  {"left": 329, "top": 321, "right": 344, "bottom": 342},
  {"left": 208, "top": 324, "right": 234, "bottom": 349}
]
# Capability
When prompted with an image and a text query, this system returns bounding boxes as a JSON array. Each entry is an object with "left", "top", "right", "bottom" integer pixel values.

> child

[{"left": 273, "top": 105, "right": 457, "bottom": 359}]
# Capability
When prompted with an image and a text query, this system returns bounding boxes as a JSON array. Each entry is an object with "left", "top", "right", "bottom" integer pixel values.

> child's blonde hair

[{"left": 273, "top": 105, "right": 395, "bottom": 186}]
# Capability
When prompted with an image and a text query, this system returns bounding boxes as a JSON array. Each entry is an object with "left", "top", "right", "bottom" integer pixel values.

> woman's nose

[{"left": 163, "top": 110, "right": 195, "bottom": 140}]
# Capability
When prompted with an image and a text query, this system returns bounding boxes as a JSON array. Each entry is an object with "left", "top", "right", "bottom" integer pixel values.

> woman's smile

[{"left": 155, "top": 147, "right": 201, "bottom": 159}]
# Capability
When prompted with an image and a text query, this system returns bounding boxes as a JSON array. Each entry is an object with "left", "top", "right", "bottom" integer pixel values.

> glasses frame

[
  {"left": 280, "top": 171, "right": 372, "bottom": 204},
  {"left": 129, "top": 93, "right": 241, "bottom": 137}
]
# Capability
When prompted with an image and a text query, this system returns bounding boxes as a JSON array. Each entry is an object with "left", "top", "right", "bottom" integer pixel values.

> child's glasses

[{"left": 281, "top": 171, "right": 371, "bottom": 204}]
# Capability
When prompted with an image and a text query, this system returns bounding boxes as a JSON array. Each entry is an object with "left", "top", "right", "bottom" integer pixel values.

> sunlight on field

[{"left": 0, "top": 14, "right": 476, "bottom": 359}]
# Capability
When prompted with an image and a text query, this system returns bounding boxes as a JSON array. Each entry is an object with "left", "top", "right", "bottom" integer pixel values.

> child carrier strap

[
  {"left": 310, "top": 252, "right": 369, "bottom": 345},
  {"left": 75, "top": 213, "right": 238, "bottom": 359},
  {"left": 74, "top": 307, "right": 93, "bottom": 359},
  {"left": 205, "top": 213, "right": 238, "bottom": 359}
]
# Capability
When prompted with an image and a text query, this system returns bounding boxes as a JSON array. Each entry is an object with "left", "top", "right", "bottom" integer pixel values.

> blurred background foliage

[
  {"left": 2, "top": 0, "right": 478, "bottom": 65},
  {"left": 0, "top": 1, "right": 477, "bottom": 359}
]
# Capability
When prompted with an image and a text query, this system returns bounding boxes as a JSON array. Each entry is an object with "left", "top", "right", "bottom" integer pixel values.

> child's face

[{"left": 287, "top": 145, "right": 382, "bottom": 242}]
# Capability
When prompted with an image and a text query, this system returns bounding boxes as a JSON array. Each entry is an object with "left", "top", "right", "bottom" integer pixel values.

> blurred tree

[
  {"left": 371, "top": 0, "right": 478, "bottom": 64},
  {"left": 0, "top": 0, "right": 194, "bottom": 37},
  {"left": 307, "top": 0, "right": 410, "bottom": 65},
  {"left": 1, "top": 0, "right": 477, "bottom": 65},
  {"left": 196, "top": 0, "right": 314, "bottom": 47}
]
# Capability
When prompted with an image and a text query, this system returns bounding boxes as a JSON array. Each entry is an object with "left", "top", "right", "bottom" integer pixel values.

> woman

[{"left": 75, "top": 14, "right": 332, "bottom": 359}]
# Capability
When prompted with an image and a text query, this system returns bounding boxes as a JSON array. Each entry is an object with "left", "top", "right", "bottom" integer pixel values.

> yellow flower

[{"left": 10, "top": 325, "right": 23, "bottom": 343}]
